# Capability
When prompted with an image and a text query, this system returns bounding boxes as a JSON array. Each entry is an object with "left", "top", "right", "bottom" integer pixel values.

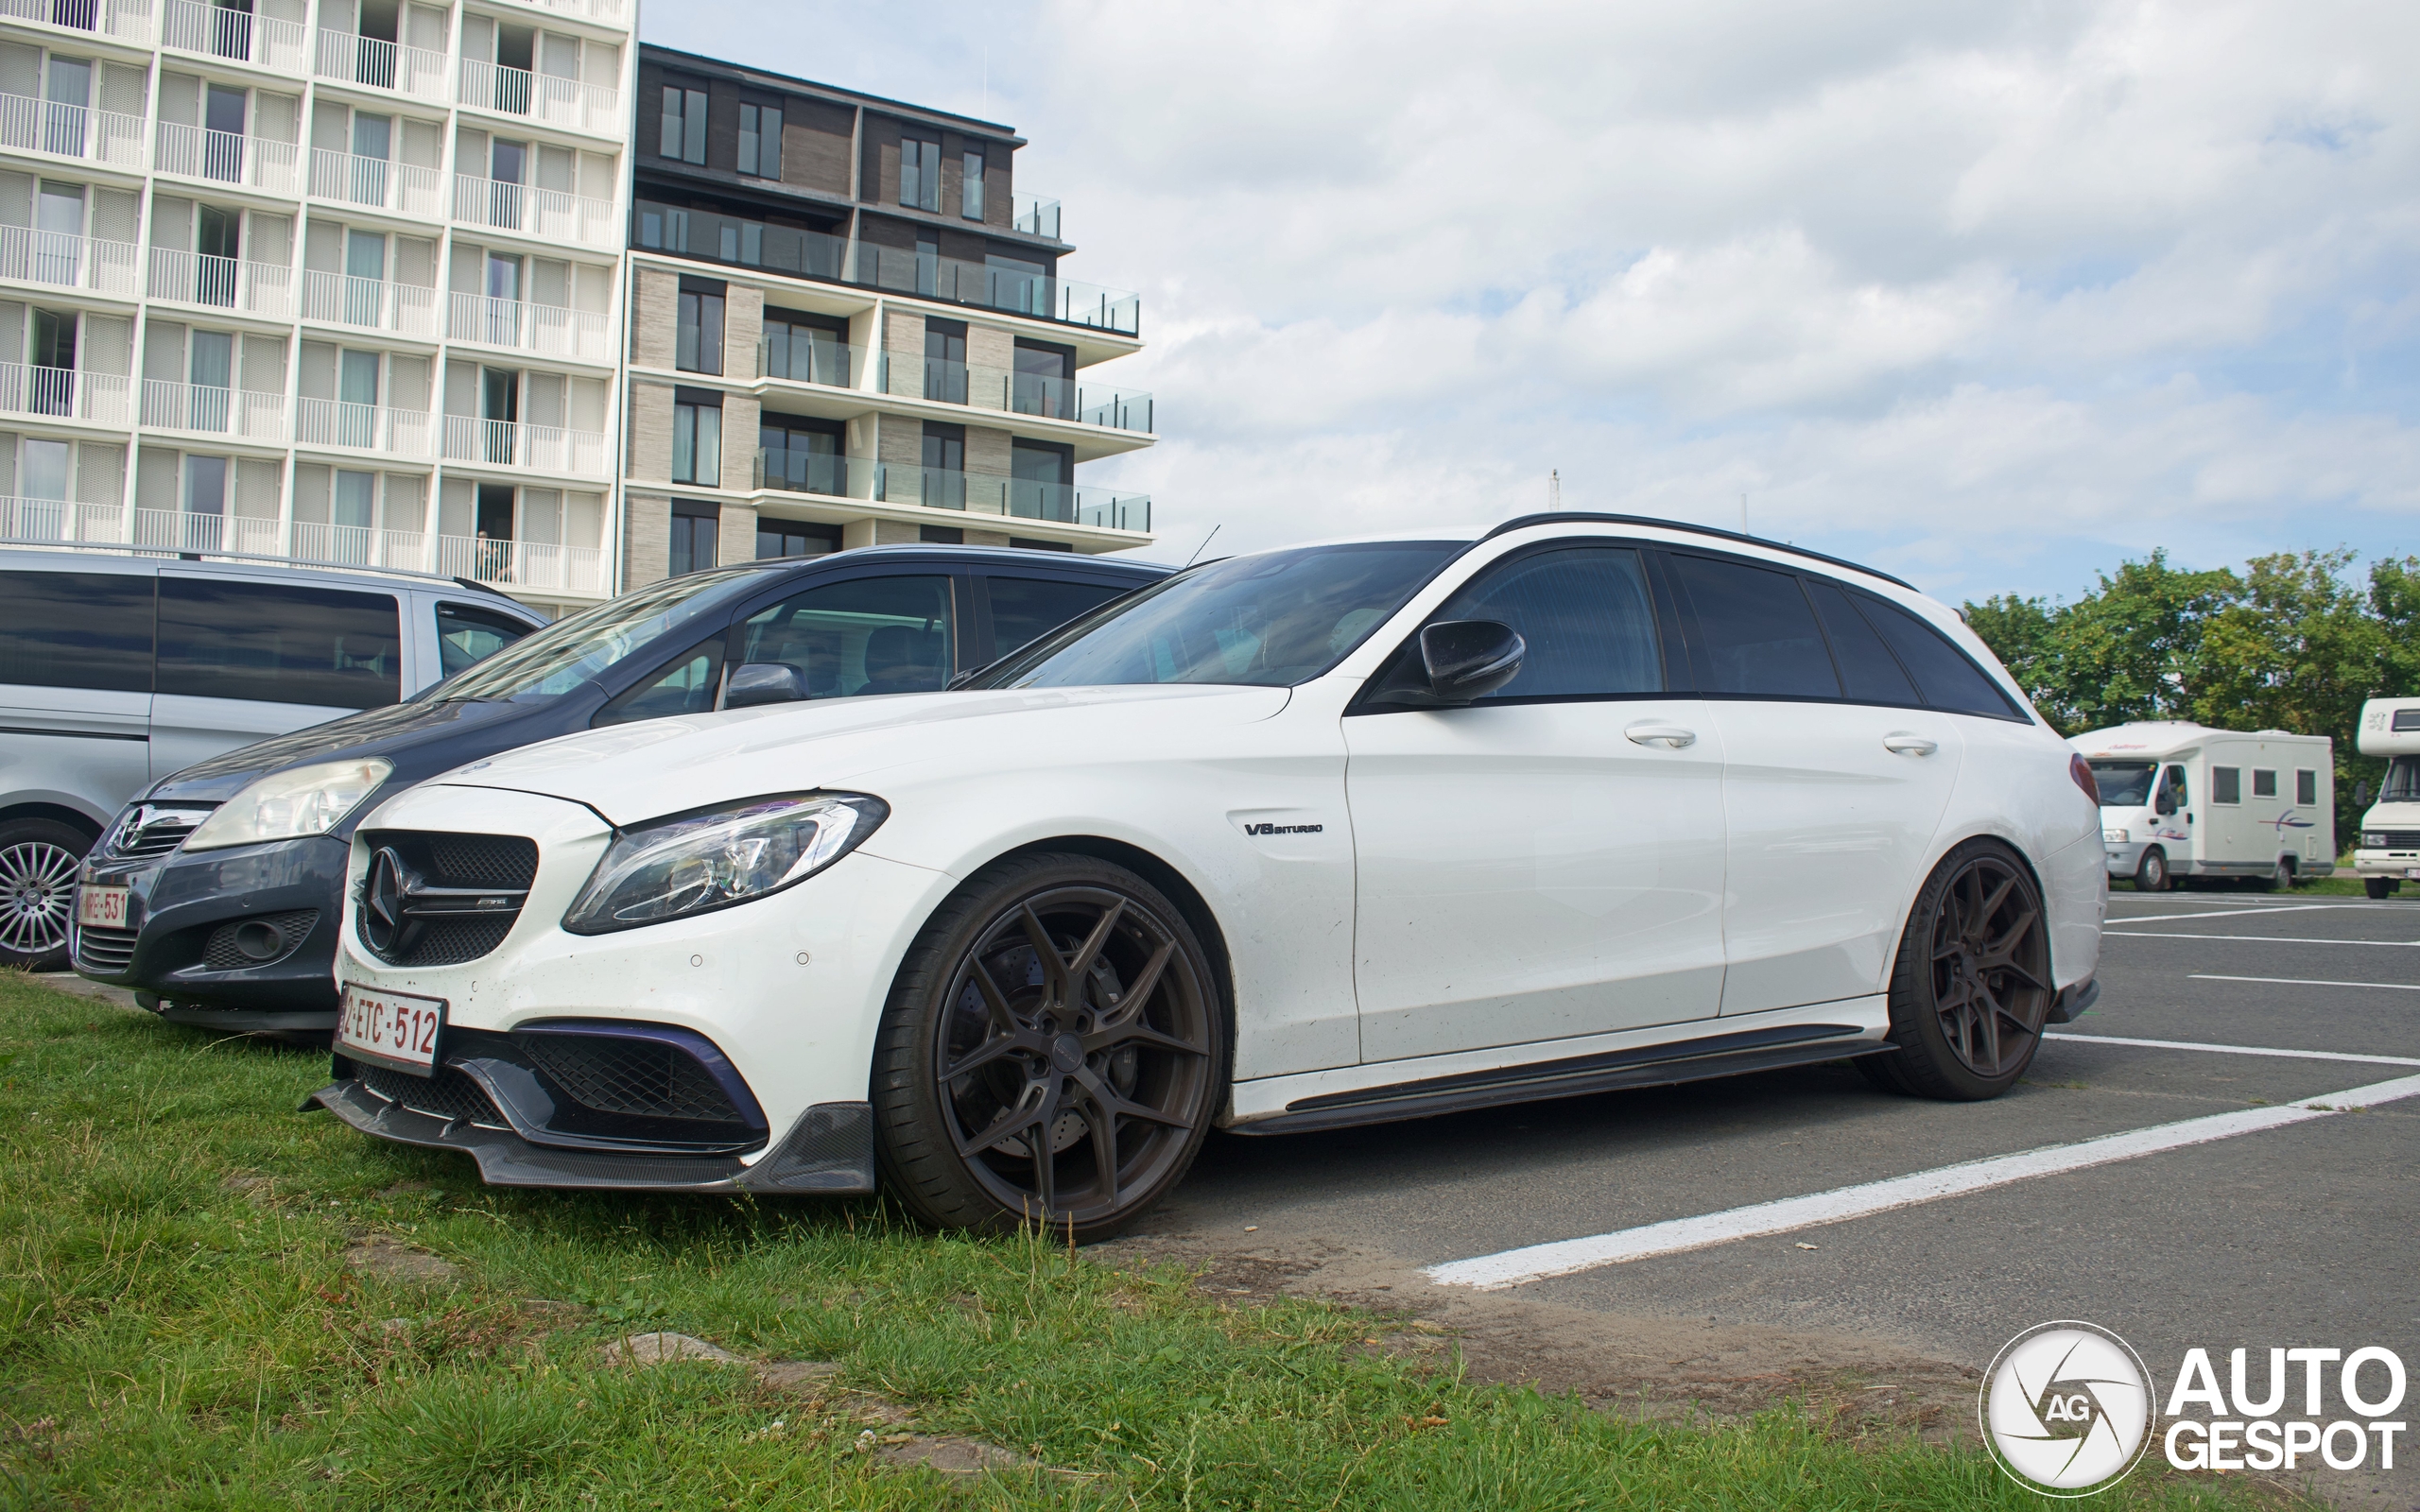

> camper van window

[
  {"left": 2166, "top": 765, "right": 2188, "bottom": 806},
  {"left": 2383, "top": 757, "right": 2420, "bottom": 802},
  {"left": 2297, "top": 769, "right": 2318, "bottom": 806},
  {"left": 2088, "top": 762, "right": 2156, "bottom": 806},
  {"left": 2212, "top": 766, "right": 2242, "bottom": 804},
  {"left": 2252, "top": 769, "right": 2277, "bottom": 799}
]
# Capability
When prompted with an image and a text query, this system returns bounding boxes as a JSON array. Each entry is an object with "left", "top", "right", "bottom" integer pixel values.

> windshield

[
  {"left": 970, "top": 541, "right": 1464, "bottom": 691},
  {"left": 2088, "top": 761, "right": 2158, "bottom": 807},
  {"left": 428, "top": 569, "right": 766, "bottom": 705},
  {"left": 2383, "top": 756, "right": 2420, "bottom": 803}
]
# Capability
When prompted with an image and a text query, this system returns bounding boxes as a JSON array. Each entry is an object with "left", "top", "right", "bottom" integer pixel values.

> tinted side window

[
  {"left": 436, "top": 601, "right": 536, "bottom": 679},
  {"left": 2297, "top": 768, "right": 2317, "bottom": 806},
  {"left": 1432, "top": 546, "right": 1662, "bottom": 699},
  {"left": 594, "top": 638, "right": 724, "bottom": 727},
  {"left": 987, "top": 576, "right": 1126, "bottom": 659},
  {"left": 736, "top": 576, "right": 953, "bottom": 698},
  {"left": 2165, "top": 765, "right": 2188, "bottom": 806},
  {"left": 0, "top": 570, "right": 153, "bottom": 693},
  {"left": 1669, "top": 555, "right": 1839, "bottom": 699},
  {"left": 1805, "top": 578, "right": 1917, "bottom": 706},
  {"left": 157, "top": 577, "right": 400, "bottom": 707},
  {"left": 1853, "top": 594, "right": 2022, "bottom": 719},
  {"left": 2212, "top": 765, "right": 2241, "bottom": 804}
]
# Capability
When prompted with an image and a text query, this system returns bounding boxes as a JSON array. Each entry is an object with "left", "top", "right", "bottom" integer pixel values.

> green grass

[{"left": 0, "top": 971, "right": 2295, "bottom": 1510}]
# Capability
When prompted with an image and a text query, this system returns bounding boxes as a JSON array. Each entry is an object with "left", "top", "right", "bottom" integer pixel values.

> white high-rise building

[{"left": 0, "top": 0, "right": 635, "bottom": 618}]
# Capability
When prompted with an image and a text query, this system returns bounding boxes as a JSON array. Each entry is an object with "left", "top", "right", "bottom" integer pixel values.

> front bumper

[
  {"left": 2352, "top": 850, "right": 2420, "bottom": 879},
  {"left": 78, "top": 833, "right": 352, "bottom": 1026}
]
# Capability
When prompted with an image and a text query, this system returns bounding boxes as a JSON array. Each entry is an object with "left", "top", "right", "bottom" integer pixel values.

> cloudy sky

[{"left": 646, "top": 0, "right": 2420, "bottom": 606}]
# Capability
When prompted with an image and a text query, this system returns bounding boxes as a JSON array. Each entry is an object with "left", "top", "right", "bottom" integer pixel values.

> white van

[
  {"left": 2350, "top": 696, "right": 2420, "bottom": 900},
  {"left": 0, "top": 549, "right": 542, "bottom": 968},
  {"left": 2070, "top": 721, "right": 2335, "bottom": 891}
]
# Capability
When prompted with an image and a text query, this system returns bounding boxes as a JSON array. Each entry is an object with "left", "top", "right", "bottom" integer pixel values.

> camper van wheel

[
  {"left": 2367, "top": 878, "right": 2394, "bottom": 901},
  {"left": 2133, "top": 849, "right": 2170, "bottom": 892},
  {"left": 2248, "top": 858, "right": 2291, "bottom": 893}
]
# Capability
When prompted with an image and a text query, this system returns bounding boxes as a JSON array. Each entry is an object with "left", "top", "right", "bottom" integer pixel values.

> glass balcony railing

[
  {"left": 635, "top": 199, "right": 1142, "bottom": 335},
  {"left": 877, "top": 353, "right": 1153, "bottom": 435},
  {"left": 744, "top": 451, "right": 1149, "bottom": 533},
  {"left": 753, "top": 446, "right": 856, "bottom": 496},
  {"left": 752, "top": 330, "right": 858, "bottom": 387},
  {"left": 1012, "top": 193, "right": 1061, "bottom": 240}
]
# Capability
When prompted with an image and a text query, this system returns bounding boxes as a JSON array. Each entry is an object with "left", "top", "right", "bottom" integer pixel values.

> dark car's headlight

[{"left": 562, "top": 793, "right": 887, "bottom": 935}]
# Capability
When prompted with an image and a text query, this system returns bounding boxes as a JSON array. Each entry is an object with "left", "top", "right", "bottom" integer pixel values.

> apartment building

[
  {"left": 622, "top": 45, "right": 1152, "bottom": 582},
  {"left": 0, "top": 0, "right": 635, "bottom": 617}
]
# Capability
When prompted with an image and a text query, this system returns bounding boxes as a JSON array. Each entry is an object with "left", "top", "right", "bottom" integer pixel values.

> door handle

[
  {"left": 1883, "top": 733, "right": 1938, "bottom": 756},
  {"left": 1624, "top": 722, "right": 1697, "bottom": 748}
]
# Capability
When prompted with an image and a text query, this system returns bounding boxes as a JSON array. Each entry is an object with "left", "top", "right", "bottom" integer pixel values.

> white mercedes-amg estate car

[{"left": 315, "top": 514, "right": 2107, "bottom": 1238}]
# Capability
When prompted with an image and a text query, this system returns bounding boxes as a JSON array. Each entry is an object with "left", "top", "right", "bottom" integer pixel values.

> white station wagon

[{"left": 314, "top": 514, "right": 2107, "bottom": 1238}]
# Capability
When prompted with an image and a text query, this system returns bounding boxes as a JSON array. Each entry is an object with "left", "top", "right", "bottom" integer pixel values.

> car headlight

[
  {"left": 562, "top": 792, "right": 887, "bottom": 935},
  {"left": 2104, "top": 828, "right": 2130, "bottom": 843},
  {"left": 182, "top": 759, "right": 393, "bottom": 852},
  {"left": 2363, "top": 833, "right": 2388, "bottom": 848}
]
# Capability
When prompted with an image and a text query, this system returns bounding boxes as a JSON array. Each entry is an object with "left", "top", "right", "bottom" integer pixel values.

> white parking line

[
  {"left": 1423, "top": 1069, "right": 2420, "bottom": 1291},
  {"left": 2044, "top": 1032, "right": 2420, "bottom": 1067},
  {"left": 2106, "top": 904, "right": 2342, "bottom": 923},
  {"left": 2191, "top": 973, "right": 2420, "bottom": 991},
  {"left": 2105, "top": 932, "right": 2420, "bottom": 946}
]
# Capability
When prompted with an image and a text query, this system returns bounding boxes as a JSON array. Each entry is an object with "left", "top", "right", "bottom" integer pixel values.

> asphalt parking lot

[{"left": 1116, "top": 888, "right": 2420, "bottom": 1506}]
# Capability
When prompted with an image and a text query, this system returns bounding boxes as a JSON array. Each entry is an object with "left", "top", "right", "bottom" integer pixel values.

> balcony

[
  {"left": 0, "top": 0, "right": 153, "bottom": 43},
  {"left": 1012, "top": 193, "right": 1061, "bottom": 240},
  {"left": 307, "top": 147, "right": 444, "bottom": 217},
  {"left": 295, "top": 396, "right": 434, "bottom": 456},
  {"left": 290, "top": 520, "right": 425, "bottom": 572},
  {"left": 299, "top": 269, "right": 439, "bottom": 338},
  {"left": 432, "top": 532, "right": 607, "bottom": 594},
  {"left": 160, "top": 0, "right": 307, "bottom": 73},
  {"left": 0, "top": 363, "right": 128, "bottom": 425},
  {"left": 147, "top": 246, "right": 293, "bottom": 317},
  {"left": 453, "top": 174, "right": 616, "bottom": 249},
  {"left": 446, "top": 290, "right": 610, "bottom": 363},
  {"left": 878, "top": 353, "right": 1153, "bottom": 435},
  {"left": 314, "top": 28, "right": 448, "bottom": 101},
  {"left": 748, "top": 450, "right": 1149, "bottom": 533},
  {"left": 495, "top": 0, "right": 627, "bottom": 21},
  {"left": 0, "top": 91, "right": 146, "bottom": 171},
  {"left": 0, "top": 226, "right": 139, "bottom": 298},
  {"left": 456, "top": 58, "right": 620, "bottom": 137},
  {"left": 154, "top": 122, "right": 300, "bottom": 195},
  {"left": 139, "top": 378, "right": 285, "bottom": 441},
  {"left": 133, "top": 506, "right": 282, "bottom": 557},
  {"left": 440, "top": 414, "right": 610, "bottom": 476},
  {"left": 752, "top": 331, "right": 858, "bottom": 387},
  {"left": 0, "top": 494, "right": 122, "bottom": 545}
]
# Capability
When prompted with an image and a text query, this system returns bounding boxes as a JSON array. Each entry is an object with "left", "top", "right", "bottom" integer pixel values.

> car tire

[
  {"left": 0, "top": 816, "right": 94, "bottom": 971},
  {"left": 1859, "top": 837, "right": 2053, "bottom": 1102},
  {"left": 871, "top": 851, "right": 1229, "bottom": 1243},
  {"left": 2134, "top": 848, "right": 2169, "bottom": 892},
  {"left": 2367, "top": 878, "right": 2394, "bottom": 901}
]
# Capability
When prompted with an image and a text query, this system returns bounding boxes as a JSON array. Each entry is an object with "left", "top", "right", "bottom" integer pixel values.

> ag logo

[{"left": 1980, "top": 1321, "right": 2156, "bottom": 1496}]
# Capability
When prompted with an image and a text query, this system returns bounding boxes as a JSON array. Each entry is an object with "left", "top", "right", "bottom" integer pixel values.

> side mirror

[
  {"left": 2154, "top": 792, "right": 2176, "bottom": 816},
  {"left": 2357, "top": 782, "right": 2373, "bottom": 806},
  {"left": 724, "top": 662, "right": 808, "bottom": 710},
  {"left": 1409, "top": 620, "right": 1525, "bottom": 706}
]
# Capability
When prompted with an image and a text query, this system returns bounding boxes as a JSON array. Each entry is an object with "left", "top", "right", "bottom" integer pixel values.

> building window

[
  {"left": 915, "top": 235, "right": 939, "bottom": 296},
  {"left": 676, "top": 283, "right": 724, "bottom": 374},
  {"left": 671, "top": 393, "right": 722, "bottom": 487},
  {"left": 660, "top": 85, "right": 706, "bottom": 165},
  {"left": 669, "top": 500, "right": 718, "bottom": 576},
  {"left": 1011, "top": 441, "right": 1073, "bottom": 522},
  {"left": 919, "top": 422, "right": 964, "bottom": 511},
  {"left": 961, "top": 150, "right": 984, "bottom": 219},
  {"left": 757, "top": 521, "right": 838, "bottom": 559},
  {"left": 739, "top": 103, "right": 782, "bottom": 178},
  {"left": 901, "top": 137, "right": 940, "bottom": 212},
  {"left": 924, "top": 318, "right": 966, "bottom": 404}
]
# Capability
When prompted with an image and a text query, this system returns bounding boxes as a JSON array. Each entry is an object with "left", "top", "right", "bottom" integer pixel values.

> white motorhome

[
  {"left": 2350, "top": 696, "right": 2420, "bottom": 900},
  {"left": 2070, "top": 722, "right": 2335, "bottom": 891}
]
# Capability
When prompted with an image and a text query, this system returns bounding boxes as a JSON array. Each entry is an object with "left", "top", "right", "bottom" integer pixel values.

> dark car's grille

[
  {"left": 2366, "top": 831, "right": 2420, "bottom": 849},
  {"left": 354, "top": 831, "right": 538, "bottom": 968},
  {"left": 522, "top": 1036, "right": 745, "bottom": 1124},
  {"left": 200, "top": 910, "right": 319, "bottom": 971},
  {"left": 74, "top": 923, "right": 138, "bottom": 973},
  {"left": 104, "top": 805, "right": 212, "bottom": 862},
  {"left": 357, "top": 1062, "right": 508, "bottom": 1127}
]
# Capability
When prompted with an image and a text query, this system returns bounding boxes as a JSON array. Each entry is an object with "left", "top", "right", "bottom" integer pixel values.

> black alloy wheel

[
  {"left": 1863, "top": 839, "right": 2053, "bottom": 1100},
  {"left": 873, "top": 854, "right": 1226, "bottom": 1240}
]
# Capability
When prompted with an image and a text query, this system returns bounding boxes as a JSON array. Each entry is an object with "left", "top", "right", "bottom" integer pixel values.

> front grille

[
  {"left": 355, "top": 830, "right": 538, "bottom": 968},
  {"left": 73, "top": 924, "right": 137, "bottom": 973},
  {"left": 200, "top": 910, "right": 319, "bottom": 971},
  {"left": 356, "top": 1063, "right": 507, "bottom": 1128},
  {"left": 104, "top": 805, "right": 212, "bottom": 862},
  {"left": 2366, "top": 831, "right": 2420, "bottom": 849},
  {"left": 521, "top": 1036, "right": 745, "bottom": 1123}
]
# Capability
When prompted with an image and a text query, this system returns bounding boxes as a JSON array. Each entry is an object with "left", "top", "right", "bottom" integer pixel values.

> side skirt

[{"left": 1229, "top": 1022, "right": 1889, "bottom": 1138}]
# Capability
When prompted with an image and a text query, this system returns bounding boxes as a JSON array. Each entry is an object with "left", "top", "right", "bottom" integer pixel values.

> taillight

[{"left": 2070, "top": 754, "right": 2100, "bottom": 803}]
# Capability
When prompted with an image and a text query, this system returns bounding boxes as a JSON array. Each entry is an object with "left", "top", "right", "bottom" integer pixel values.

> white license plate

[
  {"left": 2407, "top": 868, "right": 2420, "bottom": 881},
  {"left": 337, "top": 985, "right": 445, "bottom": 1076},
  {"left": 76, "top": 885, "right": 130, "bottom": 930}
]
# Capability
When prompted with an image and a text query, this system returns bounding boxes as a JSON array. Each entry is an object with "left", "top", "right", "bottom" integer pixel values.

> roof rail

[
  {"left": 0, "top": 536, "right": 542, "bottom": 598},
  {"left": 1480, "top": 512, "right": 1915, "bottom": 592}
]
